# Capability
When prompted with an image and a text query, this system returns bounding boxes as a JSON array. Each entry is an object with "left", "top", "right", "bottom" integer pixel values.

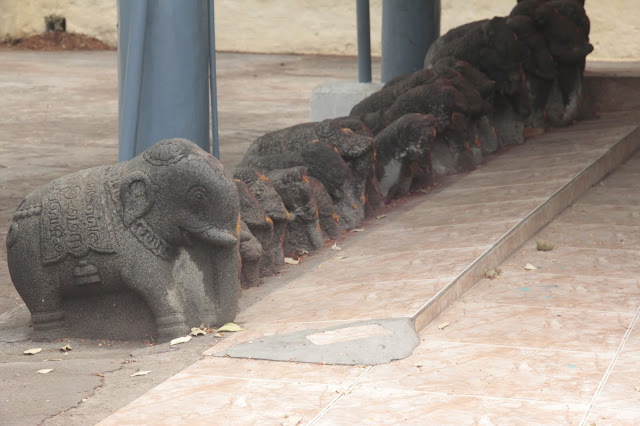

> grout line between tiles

[
  {"left": 307, "top": 365, "right": 373, "bottom": 425},
  {"left": 579, "top": 305, "right": 640, "bottom": 426}
]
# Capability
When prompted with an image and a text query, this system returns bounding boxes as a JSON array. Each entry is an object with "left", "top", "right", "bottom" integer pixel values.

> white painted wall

[{"left": 0, "top": 0, "right": 637, "bottom": 61}]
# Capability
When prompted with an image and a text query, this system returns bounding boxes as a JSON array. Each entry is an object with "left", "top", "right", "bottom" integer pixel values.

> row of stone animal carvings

[
  {"left": 7, "top": 0, "right": 592, "bottom": 341},
  {"left": 236, "top": 0, "right": 592, "bottom": 285}
]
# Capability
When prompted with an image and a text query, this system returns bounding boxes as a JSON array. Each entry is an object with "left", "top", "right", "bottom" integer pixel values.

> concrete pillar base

[{"left": 310, "top": 81, "right": 384, "bottom": 121}]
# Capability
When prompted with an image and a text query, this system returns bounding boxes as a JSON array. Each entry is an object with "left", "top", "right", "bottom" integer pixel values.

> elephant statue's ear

[{"left": 120, "top": 171, "right": 154, "bottom": 227}]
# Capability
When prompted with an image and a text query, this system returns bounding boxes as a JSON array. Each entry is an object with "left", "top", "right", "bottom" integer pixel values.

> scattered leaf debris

[
  {"left": 169, "top": 335, "right": 192, "bottom": 346},
  {"left": 281, "top": 415, "right": 303, "bottom": 426},
  {"left": 36, "top": 369, "right": 53, "bottom": 374},
  {"left": 284, "top": 257, "right": 299, "bottom": 265},
  {"left": 352, "top": 228, "right": 364, "bottom": 232},
  {"left": 484, "top": 268, "right": 502, "bottom": 280},
  {"left": 437, "top": 322, "right": 450, "bottom": 330},
  {"left": 217, "top": 322, "right": 245, "bottom": 332},
  {"left": 376, "top": 214, "right": 388, "bottom": 219},
  {"left": 190, "top": 327, "right": 207, "bottom": 337},
  {"left": 536, "top": 239, "right": 556, "bottom": 251},
  {"left": 331, "top": 243, "right": 342, "bottom": 251},
  {"left": 60, "top": 344, "right": 72, "bottom": 352},
  {"left": 130, "top": 371, "right": 151, "bottom": 377},
  {"left": 23, "top": 348, "right": 42, "bottom": 355},
  {"left": 524, "top": 263, "right": 538, "bottom": 270}
]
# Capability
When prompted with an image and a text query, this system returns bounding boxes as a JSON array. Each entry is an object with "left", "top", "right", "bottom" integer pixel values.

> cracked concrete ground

[{"left": 0, "top": 49, "right": 379, "bottom": 425}]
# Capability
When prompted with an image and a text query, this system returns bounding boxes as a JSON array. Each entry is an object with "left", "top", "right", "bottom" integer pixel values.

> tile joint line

[
  {"left": 307, "top": 365, "right": 374, "bottom": 425},
  {"left": 579, "top": 305, "right": 640, "bottom": 426}
]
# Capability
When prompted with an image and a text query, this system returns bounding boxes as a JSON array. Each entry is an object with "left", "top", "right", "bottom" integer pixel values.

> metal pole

[
  {"left": 381, "top": 0, "right": 441, "bottom": 83},
  {"left": 356, "top": 0, "right": 372, "bottom": 83},
  {"left": 118, "top": 0, "right": 148, "bottom": 162},
  {"left": 207, "top": 0, "right": 220, "bottom": 159},
  {"left": 117, "top": 0, "right": 210, "bottom": 161}
]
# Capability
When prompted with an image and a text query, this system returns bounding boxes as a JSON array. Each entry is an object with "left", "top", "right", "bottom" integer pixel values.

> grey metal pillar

[
  {"left": 118, "top": 0, "right": 212, "bottom": 161},
  {"left": 356, "top": 0, "right": 372, "bottom": 83},
  {"left": 381, "top": 0, "right": 441, "bottom": 83}
]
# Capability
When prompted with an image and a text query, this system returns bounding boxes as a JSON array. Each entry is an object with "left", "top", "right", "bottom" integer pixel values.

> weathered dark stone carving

[
  {"left": 235, "top": 179, "right": 275, "bottom": 277},
  {"left": 510, "top": 0, "right": 593, "bottom": 125},
  {"left": 6, "top": 139, "right": 241, "bottom": 341},
  {"left": 233, "top": 167, "right": 289, "bottom": 268},
  {"left": 424, "top": 17, "right": 527, "bottom": 103},
  {"left": 241, "top": 119, "right": 375, "bottom": 229},
  {"left": 309, "top": 177, "right": 341, "bottom": 240},
  {"left": 374, "top": 113, "right": 438, "bottom": 199},
  {"left": 239, "top": 221, "right": 262, "bottom": 288},
  {"left": 265, "top": 167, "right": 324, "bottom": 254}
]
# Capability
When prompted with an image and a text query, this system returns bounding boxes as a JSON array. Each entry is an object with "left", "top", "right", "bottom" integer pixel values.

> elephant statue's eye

[{"left": 188, "top": 185, "right": 209, "bottom": 202}]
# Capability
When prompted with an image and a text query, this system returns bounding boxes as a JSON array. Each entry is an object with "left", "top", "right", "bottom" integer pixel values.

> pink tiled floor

[{"left": 100, "top": 121, "right": 640, "bottom": 424}]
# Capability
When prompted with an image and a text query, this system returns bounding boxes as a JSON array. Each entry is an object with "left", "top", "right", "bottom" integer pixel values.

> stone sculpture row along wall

[
  {"left": 6, "top": 0, "right": 592, "bottom": 341},
  {"left": 235, "top": 0, "right": 592, "bottom": 288}
]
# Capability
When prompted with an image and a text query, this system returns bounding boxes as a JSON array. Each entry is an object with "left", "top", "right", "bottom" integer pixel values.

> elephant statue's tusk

[{"left": 198, "top": 227, "right": 238, "bottom": 247}]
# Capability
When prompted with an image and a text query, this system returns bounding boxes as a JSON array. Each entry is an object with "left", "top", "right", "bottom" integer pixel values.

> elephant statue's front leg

[{"left": 120, "top": 260, "right": 189, "bottom": 341}]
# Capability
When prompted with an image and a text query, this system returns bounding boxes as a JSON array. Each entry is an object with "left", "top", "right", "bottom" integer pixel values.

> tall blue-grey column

[
  {"left": 118, "top": 0, "right": 211, "bottom": 161},
  {"left": 381, "top": 0, "right": 441, "bottom": 83}
]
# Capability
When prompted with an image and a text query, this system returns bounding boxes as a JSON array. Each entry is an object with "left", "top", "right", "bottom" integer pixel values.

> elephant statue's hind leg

[
  {"left": 7, "top": 237, "right": 65, "bottom": 341},
  {"left": 14, "top": 271, "right": 64, "bottom": 341}
]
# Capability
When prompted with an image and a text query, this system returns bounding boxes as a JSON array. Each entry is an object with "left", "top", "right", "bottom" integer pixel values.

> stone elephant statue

[{"left": 6, "top": 138, "right": 241, "bottom": 342}]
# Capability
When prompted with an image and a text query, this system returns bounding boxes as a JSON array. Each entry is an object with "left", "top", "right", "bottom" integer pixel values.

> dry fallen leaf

[
  {"left": 331, "top": 243, "right": 342, "bottom": 251},
  {"left": 524, "top": 263, "right": 538, "bottom": 270},
  {"left": 438, "top": 322, "right": 450, "bottom": 330},
  {"left": 217, "top": 323, "right": 244, "bottom": 332},
  {"left": 376, "top": 214, "right": 387, "bottom": 219},
  {"left": 23, "top": 348, "right": 42, "bottom": 355},
  {"left": 190, "top": 327, "right": 206, "bottom": 337},
  {"left": 284, "top": 257, "right": 299, "bottom": 265},
  {"left": 43, "top": 359, "right": 63, "bottom": 362},
  {"left": 36, "top": 369, "right": 53, "bottom": 374},
  {"left": 335, "top": 255, "right": 347, "bottom": 260},
  {"left": 484, "top": 268, "right": 502, "bottom": 280},
  {"left": 414, "top": 363, "right": 423, "bottom": 368},
  {"left": 214, "top": 333, "right": 224, "bottom": 338},
  {"left": 352, "top": 228, "right": 364, "bottom": 232},
  {"left": 169, "top": 335, "right": 192, "bottom": 346},
  {"left": 60, "top": 344, "right": 72, "bottom": 352},
  {"left": 130, "top": 371, "right": 151, "bottom": 377},
  {"left": 536, "top": 239, "right": 556, "bottom": 251},
  {"left": 281, "top": 415, "right": 303, "bottom": 426}
]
